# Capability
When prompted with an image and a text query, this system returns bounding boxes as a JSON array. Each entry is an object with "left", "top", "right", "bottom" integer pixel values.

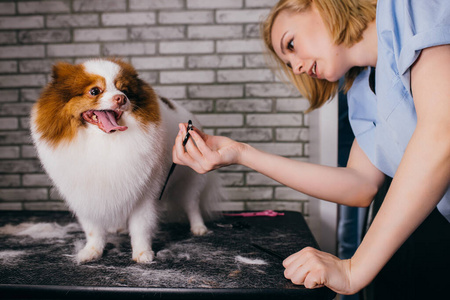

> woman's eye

[
  {"left": 287, "top": 39, "right": 294, "bottom": 51},
  {"left": 89, "top": 87, "right": 101, "bottom": 96}
]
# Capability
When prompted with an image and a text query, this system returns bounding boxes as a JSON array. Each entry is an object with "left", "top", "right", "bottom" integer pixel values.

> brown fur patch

[
  {"left": 108, "top": 58, "right": 161, "bottom": 127},
  {"left": 160, "top": 96, "right": 176, "bottom": 110},
  {"left": 34, "top": 62, "right": 105, "bottom": 146}
]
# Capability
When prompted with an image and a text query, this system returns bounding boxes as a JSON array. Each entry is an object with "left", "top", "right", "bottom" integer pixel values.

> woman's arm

[
  {"left": 284, "top": 44, "right": 450, "bottom": 294},
  {"left": 174, "top": 123, "right": 384, "bottom": 207},
  {"left": 349, "top": 44, "right": 450, "bottom": 290}
]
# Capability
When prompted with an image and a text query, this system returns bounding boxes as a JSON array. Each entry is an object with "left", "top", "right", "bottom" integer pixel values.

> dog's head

[{"left": 33, "top": 58, "right": 160, "bottom": 145}]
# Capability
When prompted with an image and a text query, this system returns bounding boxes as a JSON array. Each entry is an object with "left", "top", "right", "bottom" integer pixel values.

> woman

[{"left": 173, "top": 0, "right": 450, "bottom": 297}]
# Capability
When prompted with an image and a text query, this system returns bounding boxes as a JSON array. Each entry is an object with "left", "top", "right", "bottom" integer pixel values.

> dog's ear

[{"left": 51, "top": 62, "right": 80, "bottom": 82}]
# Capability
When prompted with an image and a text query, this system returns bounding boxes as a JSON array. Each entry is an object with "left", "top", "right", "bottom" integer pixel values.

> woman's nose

[{"left": 291, "top": 57, "right": 304, "bottom": 75}]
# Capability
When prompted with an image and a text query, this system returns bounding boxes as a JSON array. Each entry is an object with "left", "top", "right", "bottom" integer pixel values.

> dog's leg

[
  {"left": 128, "top": 200, "right": 157, "bottom": 263},
  {"left": 76, "top": 218, "right": 106, "bottom": 263},
  {"left": 178, "top": 178, "right": 208, "bottom": 236},
  {"left": 186, "top": 199, "right": 208, "bottom": 236}
]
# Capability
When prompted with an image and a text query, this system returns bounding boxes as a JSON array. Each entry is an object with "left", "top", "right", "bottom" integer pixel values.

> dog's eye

[{"left": 89, "top": 87, "right": 101, "bottom": 96}]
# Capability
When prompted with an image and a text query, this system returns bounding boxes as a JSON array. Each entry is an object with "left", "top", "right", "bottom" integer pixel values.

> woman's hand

[
  {"left": 283, "top": 247, "right": 361, "bottom": 295},
  {"left": 172, "top": 123, "right": 246, "bottom": 174}
]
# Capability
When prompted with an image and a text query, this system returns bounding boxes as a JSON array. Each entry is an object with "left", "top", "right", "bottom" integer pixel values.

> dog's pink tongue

[{"left": 94, "top": 111, "right": 128, "bottom": 133}]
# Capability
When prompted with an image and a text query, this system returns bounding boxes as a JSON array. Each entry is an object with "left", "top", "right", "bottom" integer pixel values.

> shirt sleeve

[{"left": 385, "top": 0, "right": 450, "bottom": 93}]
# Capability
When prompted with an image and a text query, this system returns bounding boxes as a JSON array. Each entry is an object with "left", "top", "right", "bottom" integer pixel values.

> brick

[
  {"left": 47, "top": 44, "right": 100, "bottom": 57},
  {"left": 0, "top": 16, "right": 44, "bottom": 29},
  {"left": 188, "top": 25, "right": 243, "bottom": 39},
  {"left": 18, "top": 1, "right": 70, "bottom": 14},
  {"left": 18, "top": 29, "right": 71, "bottom": 44},
  {"left": 246, "top": 83, "right": 300, "bottom": 97},
  {"left": 0, "top": 118, "right": 19, "bottom": 130},
  {"left": 74, "top": 28, "right": 127, "bottom": 42},
  {"left": 216, "top": 39, "right": 263, "bottom": 53},
  {"left": 276, "top": 128, "right": 309, "bottom": 142},
  {"left": 130, "top": 26, "right": 185, "bottom": 40},
  {"left": 188, "top": 55, "right": 243, "bottom": 69},
  {"left": 160, "top": 70, "right": 215, "bottom": 84},
  {"left": 247, "top": 172, "right": 280, "bottom": 186},
  {"left": 276, "top": 98, "right": 309, "bottom": 112},
  {"left": 137, "top": 71, "right": 158, "bottom": 84},
  {"left": 0, "top": 159, "right": 42, "bottom": 173},
  {"left": 217, "top": 128, "right": 272, "bottom": 142},
  {"left": 0, "top": 32, "right": 17, "bottom": 44},
  {"left": 0, "top": 188, "right": 48, "bottom": 201},
  {"left": 132, "top": 56, "right": 184, "bottom": 70},
  {"left": 195, "top": 114, "right": 243, "bottom": 127},
  {"left": 245, "top": 0, "right": 278, "bottom": 8},
  {"left": 216, "top": 9, "right": 270, "bottom": 23},
  {"left": 0, "top": 132, "right": 32, "bottom": 145},
  {"left": 129, "top": 0, "right": 184, "bottom": 10},
  {"left": 153, "top": 86, "right": 186, "bottom": 99},
  {"left": 218, "top": 201, "right": 245, "bottom": 212},
  {"left": 103, "top": 42, "right": 156, "bottom": 56},
  {"left": 159, "top": 11, "right": 213, "bottom": 24},
  {"left": 187, "top": 0, "right": 243, "bottom": 9},
  {"left": 245, "top": 24, "right": 261, "bottom": 38},
  {"left": 249, "top": 142, "right": 303, "bottom": 156},
  {"left": 0, "top": 202, "right": 22, "bottom": 210},
  {"left": 73, "top": 0, "right": 126, "bottom": 12},
  {"left": 102, "top": 12, "right": 156, "bottom": 26},
  {"left": 21, "top": 88, "right": 43, "bottom": 102},
  {"left": 219, "top": 172, "right": 244, "bottom": 186},
  {"left": 217, "top": 69, "right": 273, "bottom": 82},
  {"left": 216, "top": 99, "right": 272, "bottom": 112},
  {"left": 224, "top": 187, "right": 272, "bottom": 200},
  {"left": 24, "top": 201, "right": 69, "bottom": 211},
  {"left": 0, "top": 61, "right": 17, "bottom": 73},
  {"left": 189, "top": 85, "right": 244, "bottom": 98},
  {"left": 19, "top": 117, "right": 31, "bottom": 130},
  {"left": 23, "top": 174, "right": 52, "bottom": 186},
  {"left": 0, "top": 146, "right": 20, "bottom": 158},
  {"left": 0, "top": 3, "right": 15, "bottom": 15},
  {"left": 21, "top": 145, "right": 38, "bottom": 158},
  {"left": 46, "top": 14, "right": 99, "bottom": 28},
  {"left": 19, "top": 60, "right": 56, "bottom": 74},
  {"left": 174, "top": 100, "right": 213, "bottom": 113},
  {"left": 0, "top": 75, "right": 46, "bottom": 88},
  {"left": 0, "top": 175, "right": 20, "bottom": 187},
  {"left": 275, "top": 187, "right": 308, "bottom": 200},
  {"left": 0, "top": 45, "right": 45, "bottom": 59},
  {"left": 245, "top": 54, "right": 267, "bottom": 68},
  {"left": 246, "top": 114, "right": 303, "bottom": 127},
  {"left": 0, "top": 90, "right": 19, "bottom": 102},
  {"left": 160, "top": 41, "right": 214, "bottom": 54}
]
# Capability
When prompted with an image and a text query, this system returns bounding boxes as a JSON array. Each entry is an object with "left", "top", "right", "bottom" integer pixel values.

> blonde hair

[{"left": 262, "top": 0, "right": 377, "bottom": 112}]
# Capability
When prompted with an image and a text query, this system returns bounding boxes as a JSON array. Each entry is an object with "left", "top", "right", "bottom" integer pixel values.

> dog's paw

[
  {"left": 191, "top": 225, "right": 208, "bottom": 236},
  {"left": 76, "top": 246, "right": 102, "bottom": 264},
  {"left": 132, "top": 250, "right": 155, "bottom": 263}
]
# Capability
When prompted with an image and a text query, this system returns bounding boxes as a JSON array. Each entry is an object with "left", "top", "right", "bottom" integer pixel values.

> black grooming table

[{"left": 0, "top": 211, "right": 335, "bottom": 300}]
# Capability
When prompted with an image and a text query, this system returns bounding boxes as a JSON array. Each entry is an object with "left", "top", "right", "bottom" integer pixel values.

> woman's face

[{"left": 271, "top": 5, "right": 350, "bottom": 82}]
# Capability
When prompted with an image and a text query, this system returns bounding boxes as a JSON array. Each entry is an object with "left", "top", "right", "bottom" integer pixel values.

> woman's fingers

[{"left": 283, "top": 247, "right": 328, "bottom": 288}]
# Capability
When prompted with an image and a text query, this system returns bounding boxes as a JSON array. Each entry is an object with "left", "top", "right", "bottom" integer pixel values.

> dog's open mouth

[{"left": 81, "top": 110, "right": 128, "bottom": 133}]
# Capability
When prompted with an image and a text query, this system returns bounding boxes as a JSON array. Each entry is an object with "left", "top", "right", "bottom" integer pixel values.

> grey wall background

[{"left": 0, "top": 0, "right": 311, "bottom": 219}]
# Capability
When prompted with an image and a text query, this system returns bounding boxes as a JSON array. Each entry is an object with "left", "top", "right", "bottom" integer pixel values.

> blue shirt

[{"left": 347, "top": 0, "right": 450, "bottom": 222}]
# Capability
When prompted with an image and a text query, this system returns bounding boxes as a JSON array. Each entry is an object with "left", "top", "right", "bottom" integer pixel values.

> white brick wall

[{"left": 0, "top": 0, "right": 310, "bottom": 215}]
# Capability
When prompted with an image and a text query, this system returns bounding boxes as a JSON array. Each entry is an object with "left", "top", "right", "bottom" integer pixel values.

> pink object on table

[{"left": 222, "top": 210, "right": 285, "bottom": 217}]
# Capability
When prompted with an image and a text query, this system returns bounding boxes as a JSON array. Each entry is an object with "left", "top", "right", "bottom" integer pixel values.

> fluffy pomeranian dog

[{"left": 30, "top": 58, "right": 220, "bottom": 264}]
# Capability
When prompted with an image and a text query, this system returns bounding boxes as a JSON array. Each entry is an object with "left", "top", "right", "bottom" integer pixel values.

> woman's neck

[{"left": 350, "top": 20, "right": 378, "bottom": 68}]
